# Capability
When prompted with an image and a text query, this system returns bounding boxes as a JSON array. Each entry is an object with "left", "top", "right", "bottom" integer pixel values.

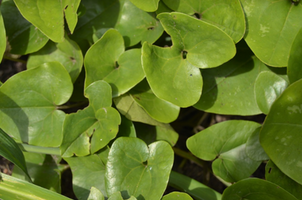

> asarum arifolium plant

[{"left": 0, "top": 0, "right": 302, "bottom": 200}]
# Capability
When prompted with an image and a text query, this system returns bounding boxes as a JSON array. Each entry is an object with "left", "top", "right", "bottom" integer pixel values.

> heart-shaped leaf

[
  {"left": 142, "top": 12, "right": 236, "bottom": 107},
  {"left": 0, "top": 128, "right": 31, "bottom": 181},
  {"left": 241, "top": 0, "right": 302, "bottom": 67},
  {"left": 288, "top": 27, "right": 302, "bottom": 84},
  {"left": 27, "top": 35, "right": 83, "bottom": 83},
  {"left": 265, "top": 160, "right": 302, "bottom": 200},
  {"left": 254, "top": 71, "right": 288, "bottom": 114},
  {"left": 260, "top": 79, "right": 302, "bottom": 185},
  {"left": 1, "top": 0, "right": 48, "bottom": 54},
  {"left": 61, "top": 81, "right": 121, "bottom": 157},
  {"left": 0, "top": 11, "right": 6, "bottom": 61},
  {"left": 88, "top": 187, "right": 105, "bottom": 200},
  {"left": 72, "top": 0, "right": 163, "bottom": 47},
  {"left": 65, "top": 153, "right": 108, "bottom": 200},
  {"left": 162, "top": 0, "right": 245, "bottom": 43},
  {"left": 187, "top": 120, "right": 261, "bottom": 182},
  {"left": 105, "top": 137, "right": 173, "bottom": 200},
  {"left": 194, "top": 49, "right": 284, "bottom": 115},
  {"left": 0, "top": 62, "right": 73, "bottom": 147},
  {"left": 222, "top": 178, "right": 298, "bottom": 200},
  {"left": 129, "top": 0, "right": 160, "bottom": 12},
  {"left": 84, "top": 29, "right": 145, "bottom": 97},
  {"left": 13, "top": 0, "right": 65, "bottom": 42},
  {"left": 245, "top": 127, "right": 269, "bottom": 161}
]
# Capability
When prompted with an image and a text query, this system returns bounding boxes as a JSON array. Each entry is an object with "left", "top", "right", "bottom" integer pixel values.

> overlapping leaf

[
  {"left": 194, "top": 49, "right": 286, "bottom": 115},
  {"left": 265, "top": 160, "right": 302, "bottom": 200},
  {"left": 63, "top": 0, "right": 81, "bottom": 34},
  {"left": 241, "top": 0, "right": 302, "bottom": 67},
  {"left": 222, "top": 178, "right": 298, "bottom": 200},
  {"left": 162, "top": 192, "right": 193, "bottom": 200},
  {"left": 65, "top": 153, "right": 107, "bottom": 200},
  {"left": 88, "top": 187, "right": 105, "bottom": 200},
  {"left": 13, "top": 0, "right": 77, "bottom": 43},
  {"left": 0, "top": 62, "right": 73, "bottom": 147},
  {"left": 27, "top": 35, "right": 83, "bottom": 83},
  {"left": 187, "top": 120, "right": 261, "bottom": 182},
  {"left": 254, "top": 71, "right": 288, "bottom": 114},
  {"left": 13, "top": 152, "right": 66, "bottom": 193},
  {"left": 61, "top": 81, "right": 121, "bottom": 157},
  {"left": 0, "top": 128, "right": 30, "bottom": 180},
  {"left": 260, "top": 79, "right": 302, "bottom": 185},
  {"left": 105, "top": 137, "right": 173, "bottom": 200},
  {"left": 288, "top": 27, "right": 302, "bottom": 84},
  {"left": 162, "top": 0, "right": 245, "bottom": 43},
  {"left": 142, "top": 12, "right": 235, "bottom": 107},
  {"left": 245, "top": 127, "right": 269, "bottom": 161},
  {"left": 72, "top": 0, "right": 163, "bottom": 47},
  {"left": 0, "top": 11, "right": 6, "bottom": 61},
  {"left": 84, "top": 29, "right": 145, "bottom": 97},
  {"left": 129, "top": 0, "right": 160, "bottom": 12},
  {"left": 1, "top": 0, "right": 48, "bottom": 54}
]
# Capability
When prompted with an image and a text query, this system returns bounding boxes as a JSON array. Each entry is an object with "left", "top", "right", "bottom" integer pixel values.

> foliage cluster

[{"left": 1, "top": 0, "right": 302, "bottom": 200}]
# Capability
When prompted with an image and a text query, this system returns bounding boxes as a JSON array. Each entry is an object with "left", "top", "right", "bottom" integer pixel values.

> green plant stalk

[
  {"left": 3, "top": 55, "right": 27, "bottom": 64},
  {"left": 19, "top": 143, "right": 61, "bottom": 155},
  {"left": 169, "top": 171, "right": 222, "bottom": 200}
]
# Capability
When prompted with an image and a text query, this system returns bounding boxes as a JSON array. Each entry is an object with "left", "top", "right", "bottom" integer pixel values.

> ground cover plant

[{"left": 0, "top": 0, "right": 302, "bottom": 199}]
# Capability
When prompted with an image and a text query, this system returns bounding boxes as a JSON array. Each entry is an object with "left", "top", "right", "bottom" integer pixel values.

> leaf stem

[
  {"left": 18, "top": 143, "right": 61, "bottom": 155},
  {"left": 3, "top": 55, "right": 27, "bottom": 64},
  {"left": 57, "top": 101, "right": 88, "bottom": 110}
]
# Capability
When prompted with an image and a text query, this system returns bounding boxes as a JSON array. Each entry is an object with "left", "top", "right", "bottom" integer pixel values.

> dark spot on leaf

[
  {"left": 110, "top": 129, "right": 112, "bottom": 132},
  {"left": 142, "top": 160, "right": 148, "bottom": 166},
  {"left": 182, "top": 50, "right": 188, "bottom": 59},
  {"left": 135, "top": 96, "right": 140, "bottom": 100},
  {"left": 147, "top": 26, "right": 155, "bottom": 30},
  {"left": 70, "top": 57, "right": 75, "bottom": 61},
  {"left": 190, "top": 74, "right": 192, "bottom": 76},
  {"left": 193, "top": 12, "right": 202, "bottom": 19},
  {"left": 65, "top": 5, "right": 68, "bottom": 10},
  {"left": 268, "top": 167, "right": 272, "bottom": 173},
  {"left": 115, "top": 61, "right": 119, "bottom": 69},
  {"left": 173, "top": 15, "right": 177, "bottom": 19}
]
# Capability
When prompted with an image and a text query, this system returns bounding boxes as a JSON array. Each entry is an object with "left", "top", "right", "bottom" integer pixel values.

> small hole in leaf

[
  {"left": 182, "top": 50, "right": 188, "bottom": 59},
  {"left": 268, "top": 168, "right": 272, "bottom": 173},
  {"left": 193, "top": 12, "right": 202, "bottom": 19},
  {"left": 142, "top": 160, "right": 148, "bottom": 166},
  {"left": 115, "top": 61, "right": 119, "bottom": 69},
  {"left": 147, "top": 26, "right": 155, "bottom": 30}
]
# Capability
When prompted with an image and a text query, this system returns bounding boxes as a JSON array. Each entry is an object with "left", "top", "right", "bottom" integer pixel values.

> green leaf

[
  {"left": 27, "top": 35, "right": 83, "bottom": 83},
  {"left": 128, "top": 0, "right": 160, "bottom": 12},
  {"left": 288, "top": 27, "right": 302, "bottom": 84},
  {"left": 72, "top": 0, "right": 163, "bottom": 47},
  {"left": 61, "top": 81, "right": 121, "bottom": 157},
  {"left": 135, "top": 123, "right": 179, "bottom": 146},
  {"left": 162, "top": 192, "right": 193, "bottom": 200},
  {"left": 241, "top": 0, "right": 302, "bottom": 67},
  {"left": 162, "top": 0, "right": 245, "bottom": 43},
  {"left": 187, "top": 120, "right": 261, "bottom": 182},
  {"left": 13, "top": 0, "right": 65, "bottom": 42},
  {"left": 0, "top": 62, "right": 73, "bottom": 147},
  {"left": 169, "top": 171, "right": 222, "bottom": 200},
  {"left": 142, "top": 12, "right": 236, "bottom": 107},
  {"left": 195, "top": 52, "right": 275, "bottom": 115},
  {"left": 0, "top": 173, "right": 72, "bottom": 200},
  {"left": 63, "top": 0, "right": 81, "bottom": 34},
  {"left": 105, "top": 137, "right": 174, "bottom": 200},
  {"left": 116, "top": 115, "right": 137, "bottom": 138},
  {"left": 65, "top": 153, "right": 107, "bottom": 200},
  {"left": 13, "top": 152, "right": 65, "bottom": 193},
  {"left": 88, "top": 187, "right": 105, "bottom": 200},
  {"left": 260, "top": 79, "right": 302, "bottom": 185},
  {"left": 84, "top": 29, "right": 145, "bottom": 96},
  {"left": 254, "top": 71, "right": 288, "bottom": 114},
  {"left": 0, "top": 128, "right": 31, "bottom": 181},
  {"left": 221, "top": 178, "right": 298, "bottom": 200},
  {"left": 114, "top": 93, "right": 165, "bottom": 126},
  {"left": 0, "top": 11, "right": 6, "bottom": 61},
  {"left": 1, "top": 0, "right": 48, "bottom": 54},
  {"left": 245, "top": 127, "right": 269, "bottom": 161},
  {"left": 108, "top": 192, "right": 137, "bottom": 200},
  {"left": 266, "top": 160, "right": 302, "bottom": 200}
]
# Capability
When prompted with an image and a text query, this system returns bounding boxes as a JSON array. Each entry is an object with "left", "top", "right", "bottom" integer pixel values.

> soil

[{"left": 0, "top": 59, "right": 266, "bottom": 199}]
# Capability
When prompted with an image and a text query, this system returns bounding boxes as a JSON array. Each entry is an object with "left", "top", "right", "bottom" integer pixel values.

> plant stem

[
  {"left": 3, "top": 55, "right": 27, "bottom": 64},
  {"left": 57, "top": 101, "right": 88, "bottom": 110},
  {"left": 18, "top": 143, "right": 61, "bottom": 155}
]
